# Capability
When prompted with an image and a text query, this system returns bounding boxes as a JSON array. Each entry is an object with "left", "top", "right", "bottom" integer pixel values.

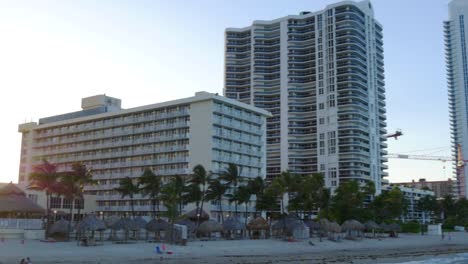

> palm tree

[
  {"left": 190, "top": 165, "right": 211, "bottom": 227},
  {"left": 72, "top": 162, "right": 94, "bottom": 223},
  {"left": 233, "top": 185, "right": 252, "bottom": 225},
  {"left": 138, "top": 169, "right": 162, "bottom": 218},
  {"left": 220, "top": 163, "right": 242, "bottom": 216},
  {"left": 115, "top": 177, "right": 140, "bottom": 219},
  {"left": 205, "top": 179, "right": 227, "bottom": 223},
  {"left": 160, "top": 177, "right": 181, "bottom": 243},
  {"left": 247, "top": 176, "right": 265, "bottom": 217},
  {"left": 173, "top": 175, "right": 188, "bottom": 216},
  {"left": 29, "top": 159, "right": 61, "bottom": 238}
]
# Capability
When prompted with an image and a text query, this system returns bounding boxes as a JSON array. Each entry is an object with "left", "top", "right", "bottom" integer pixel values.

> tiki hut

[
  {"left": 388, "top": 223, "right": 401, "bottom": 238},
  {"left": 146, "top": 219, "right": 171, "bottom": 241},
  {"left": 0, "top": 183, "right": 44, "bottom": 217},
  {"left": 365, "top": 221, "right": 380, "bottom": 238},
  {"left": 104, "top": 216, "right": 120, "bottom": 228},
  {"left": 341, "top": 220, "right": 365, "bottom": 240},
  {"left": 109, "top": 218, "right": 138, "bottom": 241},
  {"left": 185, "top": 209, "right": 210, "bottom": 222},
  {"left": 304, "top": 220, "right": 321, "bottom": 236},
  {"left": 133, "top": 217, "right": 147, "bottom": 240},
  {"left": 49, "top": 219, "right": 71, "bottom": 241},
  {"left": 76, "top": 214, "right": 106, "bottom": 241},
  {"left": 197, "top": 219, "right": 223, "bottom": 239},
  {"left": 247, "top": 217, "right": 269, "bottom": 239},
  {"left": 176, "top": 218, "right": 197, "bottom": 238},
  {"left": 222, "top": 217, "right": 245, "bottom": 239},
  {"left": 272, "top": 216, "right": 309, "bottom": 239},
  {"left": 327, "top": 221, "right": 342, "bottom": 241}
]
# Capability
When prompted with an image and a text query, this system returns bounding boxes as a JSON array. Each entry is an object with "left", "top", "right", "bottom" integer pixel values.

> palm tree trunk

[
  {"left": 156, "top": 200, "right": 160, "bottom": 219},
  {"left": 68, "top": 198, "right": 74, "bottom": 241},
  {"left": 245, "top": 202, "right": 249, "bottom": 226},
  {"left": 130, "top": 197, "right": 135, "bottom": 219},
  {"left": 152, "top": 199, "right": 156, "bottom": 219},
  {"left": 45, "top": 192, "right": 50, "bottom": 239},
  {"left": 219, "top": 199, "right": 224, "bottom": 223}
]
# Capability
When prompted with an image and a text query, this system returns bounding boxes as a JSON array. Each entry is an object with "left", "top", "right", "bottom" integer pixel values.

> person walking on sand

[
  {"left": 26, "top": 257, "right": 32, "bottom": 264},
  {"left": 19, "top": 259, "right": 26, "bottom": 264}
]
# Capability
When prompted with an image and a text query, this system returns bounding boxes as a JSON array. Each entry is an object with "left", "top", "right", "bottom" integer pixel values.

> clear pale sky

[{"left": 0, "top": 0, "right": 452, "bottom": 184}]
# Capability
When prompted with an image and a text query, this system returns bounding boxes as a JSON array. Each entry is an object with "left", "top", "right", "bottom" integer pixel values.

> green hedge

[{"left": 400, "top": 221, "right": 421, "bottom": 233}]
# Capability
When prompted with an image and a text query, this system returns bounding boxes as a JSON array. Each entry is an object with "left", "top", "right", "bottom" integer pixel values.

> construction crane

[{"left": 385, "top": 129, "right": 403, "bottom": 140}]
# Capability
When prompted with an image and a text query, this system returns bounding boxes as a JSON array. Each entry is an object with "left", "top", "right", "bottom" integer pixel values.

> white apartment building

[
  {"left": 383, "top": 184, "right": 435, "bottom": 224},
  {"left": 17, "top": 92, "right": 270, "bottom": 217},
  {"left": 224, "top": 0, "right": 387, "bottom": 193},
  {"left": 445, "top": 0, "right": 468, "bottom": 198}
]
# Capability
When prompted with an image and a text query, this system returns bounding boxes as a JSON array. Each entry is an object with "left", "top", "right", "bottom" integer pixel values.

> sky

[{"left": 0, "top": 0, "right": 452, "bottom": 184}]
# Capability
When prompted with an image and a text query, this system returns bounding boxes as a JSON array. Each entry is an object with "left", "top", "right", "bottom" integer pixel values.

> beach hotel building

[
  {"left": 17, "top": 92, "right": 270, "bottom": 219},
  {"left": 224, "top": 0, "right": 387, "bottom": 193},
  {"left": 445, "top": 0, "right": 468, "bottom": 198}
]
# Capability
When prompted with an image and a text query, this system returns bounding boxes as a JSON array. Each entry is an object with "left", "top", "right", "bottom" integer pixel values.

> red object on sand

[
  {"left": 166, "top": 251, "right": 173, "bottom": 255},
  {"left": 162, "top": 244, "right": 166, "bottom": 250}
]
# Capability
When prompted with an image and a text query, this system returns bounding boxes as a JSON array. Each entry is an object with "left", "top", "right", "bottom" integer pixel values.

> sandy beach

[{"left": 0, "top": 233, "right": 467, "bottom": 264}]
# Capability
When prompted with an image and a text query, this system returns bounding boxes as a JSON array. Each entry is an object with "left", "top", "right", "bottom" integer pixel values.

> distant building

[
  {"left": 383, "top": 184, "right": 435, "bottom": 223},
  {"left": 445, "top": 0, "right": 468, "bottom": 198},
  {"left": 17, "top": 92, "right": 270, "bottom": 219},
  {"left": 392, "top": 178, "right": 453, "bottom": 198}
]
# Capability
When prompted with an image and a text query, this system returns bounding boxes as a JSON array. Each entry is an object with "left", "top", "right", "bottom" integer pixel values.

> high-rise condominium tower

[
  {"left": 224, "top": 0, "right": 387, "bottom": 193},
  {"left": 445, "top": 0, "right": 468, "bottom": 198}
]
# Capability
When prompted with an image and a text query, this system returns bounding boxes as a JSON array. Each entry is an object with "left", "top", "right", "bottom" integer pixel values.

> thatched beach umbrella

[
  {"left": 223, "top": 217, "right": 245, "bottom": 231},
  {"left": 49, "top": 219, "right": 71, "bottom": 235},
  {"left": 341, "top": 220, "right": 364, "bottom": 239},
  {"left": 104, "top": 216, "right": 120, "bottom": 228},
  {"left": 388, "top": 223, "right": 401, "bottom": 237},
  {"left": 146, "top": 219, "right": 170, "bottom": 241},
  {"left": 247, "top": 217, "right": 269, "bottom": 231},
  {"left": 246, "top": 217, "right": 269, "bottom": 239},
  {"left": 146, "top": 219, "right": 171, "bottom": 232},
  {"left": 78, "top": 214, "right": 106, "bottom": 232},
  {"left": 110, "top": 218, "right": 139, "bottom": 241},
  {"left": 134, "top": 217, "right": 147, "bottom": 229},
  {"left": 198, "top": 219, "right": 222, "bottom": 239},
  {"left": 186, "top": 209, "right": 210, "bottom": 222},
  {"left": 365, "top": 220, "right": 380, "bottom": 238}
]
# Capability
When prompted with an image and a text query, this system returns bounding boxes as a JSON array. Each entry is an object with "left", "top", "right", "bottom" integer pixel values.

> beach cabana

[
  {"left": 0, "top": 183, "right": 44, "bottom": 218},
  {"left": 327, "top": 221, "right": 342, "bottom": 241},
  {"left": 49, "top": 219, "right": 71, "bottom": 241},
  {"left": 76, "top": 214, "right": 106, "bottom": 243},
  {"left": 272, "top": 216, "right": 309, "bottom": 240},
  {"left": 304, "top": 220, "right": 320, "bottom": 237},
  {"left": 341, "top": 219, "right": 365, "bottom": 240},
  {"left": 146, "top": 219, "right": 171, "bottom": 241},
  {"left": 185, "top": 209, "right": 210, "bottom": 222},
  {"left": 197, "top": 219, "right": 222, "bottom": 239},
  {"left": 110, "top": 218, "right": 139, "bottom": 241},
  {"left": 133, "top": 216, "right": 148, "bottom": 240},
  {"left": 247, "top": 217, "right": 269, "bottom": 239},
  {"left": 222, "top": 217, "right": 245, "bottom": 239},
  {"left": 365, "top": 221, "right": 380, "bottom": 238},
  {"left": 388, "top": 223, "right": 401, "bottom": 238}
]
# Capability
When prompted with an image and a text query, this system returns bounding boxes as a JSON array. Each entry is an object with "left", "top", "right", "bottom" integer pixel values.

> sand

[{"left": 0, "top": 232, "right": 467, "bottom": 263}]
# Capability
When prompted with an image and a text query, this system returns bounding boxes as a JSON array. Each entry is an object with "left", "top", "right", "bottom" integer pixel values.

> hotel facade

[
  {"left": 17, "top": 92, "right": 270, "bottom": 218},
  {"left": 224, "top": 0, "right": 387, "bottom": 193}
]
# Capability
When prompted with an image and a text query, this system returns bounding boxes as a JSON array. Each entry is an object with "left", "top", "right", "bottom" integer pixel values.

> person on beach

[
  {"left": 19, "top": 259, "right": 26, "bottom": 264},
  {"left": 26, "top": 257, "right": 32, "bottom": 264}
]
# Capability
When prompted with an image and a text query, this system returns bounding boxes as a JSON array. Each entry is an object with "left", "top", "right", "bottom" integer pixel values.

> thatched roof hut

[
  {"left": 134, "top": 217, "right": 148, "bottom": 229},
  {"left": 0, "top": 183, "right": 44, "bottom": 215},
  {"left": 104, "top": 216, "right": 120, "bottom": 228},
  {"left": 380, "top": 223, "right": 390, "bottom": 232},
  {"left": 77, "top": 214, "right": 106, "bottom": 232},
  {"left": 247, "top": 217, "right": 269, "bottom": 231},
  {"left": 185, "top": 209, "right": 210, "bottom": 221},
  {"left": 146, "top": 219, "right": 171, "bottom": 232},
  {"left": 198, "top": 219, "right": 223, "bottom": 234},
  {"left": 365, "top": 221, "right": 380, "bottom": 231},
  {"left": 341, "top": 220, "right": 365, "bottom": 232},
  {"left": 222, "top": 217, "right": 245, "bottom": 231},
  {"left": 304, "top": 220, "right": 320, "bottom": 232},
  {"left": 176, "top": 218, "right": 197, "bottom": 233},
  {"left": 327, "top": 221, "right": 341, "bottom": 233},
  {"left": 49, "top": 219, "right": 71, "bottom": 235},
  {"left": 111, "top": 218, "right": 139, "bottom": 231},
  {"left": 388, "top": 223, "right": 401, "bottom": 232}
]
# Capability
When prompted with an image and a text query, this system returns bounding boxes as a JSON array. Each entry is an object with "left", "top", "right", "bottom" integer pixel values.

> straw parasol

[
  {"left": 0, "top": 183, "right": 45, "bottom": 214},
  {"left": 198, "top": 219, "right": 223, "bottom": 234},
  {"left": 327, "top": 221, "right": 341, "bottom": 233},
  {"left": 223, "top": 217, "right": 245, "bottom": 231},
  {"left": 146, "top": 219, "right": 171, "bottom": 232},
  {"left": 365, "top": 220, "right": 380, "bottom": 231},
  {"left": 111, "top": 218, "right": 139, "bottom": 231},
  {"left": 49, "top": 219, "right": 71, "bottom": 235},
  {"left": 134, "top": 217, "right": 148, "bottom": 229},
  {"left": 77, "top": 214, "right": 106, "bottom": 232},
  {"left": 304, "top": 220, "right": 320, "bottom": 232},
  {"left": 185, "top": 209, "right": 210, "bottom": 221},
  {"left": 341, "top": 220, "right": 365, "bottom": 232},
  {"left": 104, "top": 216, "right": 120, "bottom": 228},
  {"left": 247, "top": 217, "right": 269, "bottom": 231},
  {"left": 388, "top": 223, "right": 401, "bottom": 232}
]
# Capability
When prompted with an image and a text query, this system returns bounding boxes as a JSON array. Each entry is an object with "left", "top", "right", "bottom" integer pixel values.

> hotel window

[
  {"left": 50, "top": 197, "right": 62, "bottom": 208},
  {"left": 63, "top": 198, "right": 72, "bottom": 209}
]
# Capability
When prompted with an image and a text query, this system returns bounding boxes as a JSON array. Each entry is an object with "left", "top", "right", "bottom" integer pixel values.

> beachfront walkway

[{"left": 1, "top": 233, "right": 467, "bottom": 263}]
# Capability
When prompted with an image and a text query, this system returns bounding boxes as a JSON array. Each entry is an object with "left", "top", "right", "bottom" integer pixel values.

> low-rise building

[
  {"left": 393, "top": 178, "right": 453, "bottom": 198},
  {"left": 383, "top": 184, "right": 435, "bottom": 223}
]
